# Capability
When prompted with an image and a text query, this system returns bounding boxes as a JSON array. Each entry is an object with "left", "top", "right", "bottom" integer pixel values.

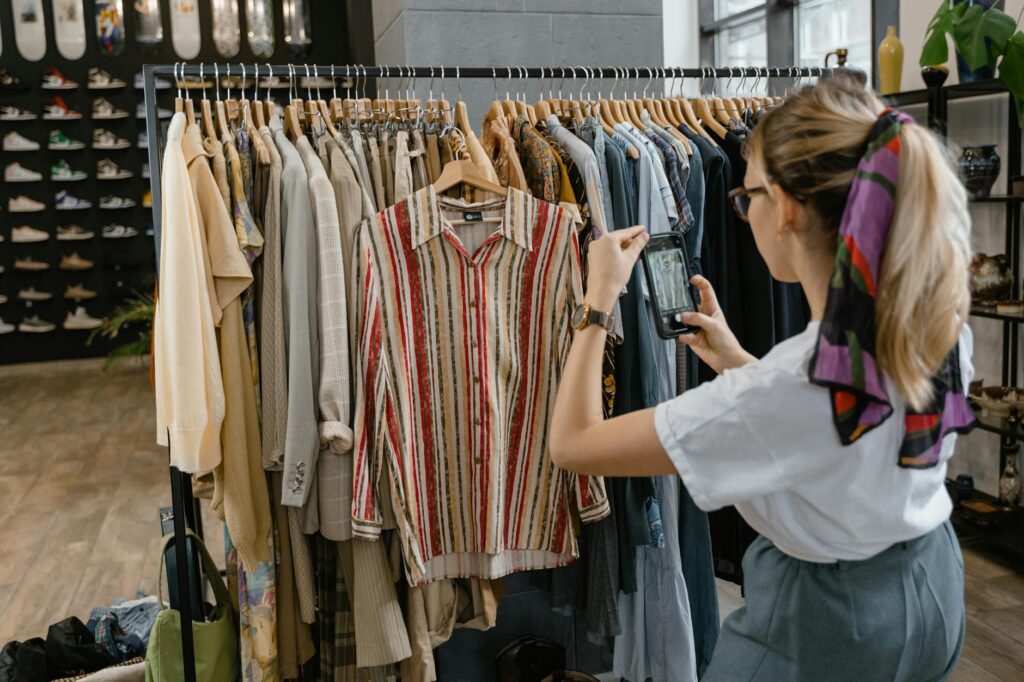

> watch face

[{"left": 572, "top": 305, "right": 587, "bottom": 329}]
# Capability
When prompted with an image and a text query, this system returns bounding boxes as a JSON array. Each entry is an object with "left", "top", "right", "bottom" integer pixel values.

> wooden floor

[{"left": 0, "top": 359, "right": 1022, "bottom": 681}]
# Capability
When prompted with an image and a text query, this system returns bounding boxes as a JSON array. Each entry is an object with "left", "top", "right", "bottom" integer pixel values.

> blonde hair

[{"left": 746, "top": 75, "right": 971, "bottom": 410}]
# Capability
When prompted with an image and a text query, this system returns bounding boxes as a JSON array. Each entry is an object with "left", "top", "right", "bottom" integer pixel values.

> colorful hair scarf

[{"left": 808, "top": 109, "right": 976, "bottom": 468}]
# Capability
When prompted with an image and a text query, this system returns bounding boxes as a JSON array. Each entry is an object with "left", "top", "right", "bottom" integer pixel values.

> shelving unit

[{"left": 888, "top": 80, "right": 1024, "bottom": 557}]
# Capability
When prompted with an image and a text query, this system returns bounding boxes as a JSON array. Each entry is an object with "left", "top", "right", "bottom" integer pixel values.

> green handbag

[{"left": 145, "top": 530, "right": 239, "bottom": 682}]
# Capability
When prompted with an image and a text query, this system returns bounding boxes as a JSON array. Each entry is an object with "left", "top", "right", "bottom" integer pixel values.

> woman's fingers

[
  {"left": 689, "top": 275, "right": 719, "bottom": 314},
  {"left": 680, "top": 311, "right": 716, "bottom": 330},
  {"left": 623, "top": 230, "right": 650, "bottom": 259}
]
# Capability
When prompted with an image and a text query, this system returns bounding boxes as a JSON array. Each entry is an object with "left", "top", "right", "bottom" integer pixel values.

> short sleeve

[{"left": 654, "top": 359, "right": 838, "bottom": 512}]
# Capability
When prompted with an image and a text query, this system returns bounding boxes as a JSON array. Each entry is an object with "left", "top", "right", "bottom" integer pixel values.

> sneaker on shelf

[
  {"left": 63, "top": 307, "right": 102, "bottom": 331},
  {"left": 56, "top": 224, "right": 94, "bottom": 240},
  {"left": 48, "top": 129, "right": 85, "bottom": 150},
  {"left": 54, "top": 190, "right": 92, "bottom": 211},
  {"left": 87, "top": 67, "right": 126, "bottom": 90},
  {"left": 93, "top": 128, "right": 130, "bottom": 150},
  {"left": 96, "top": 158, "right": 132, "bottom": 180},
  {"left": 14, "top": 257, "right": 49, "bottom": 271},
  {"left": 0, "top": 105, "right": 37, "bottom": 121},
  {"left": 8, "top": 196, "right": 45, "bottom": 213},
  {"left": 0, "top": 318, "right": 15, "bottom": 335},
  {"left": 4, "top": 163, "right": 43, "bottom": 183},
  {"left": 43, "top": 96, "right": 82, "bottom": 120},
  {"left": 92, "top": 97, "right": 129, "bottom": 120},
  {"left": 41, "top": 68, "right": 78, "bottom": 90},
  {"left": 64, "top": 283, "right": 97, "bottom": 300},
  {"left": 145, "top": 223, "right": 155, "bottom": 237},
  {"left": 101, "top": 195, "right": 137, "bottom": 210},
  {"left": 137, "top": 131, "right": 148, "bottom": 149},
  {"left": 3, "top": 131, "right": 40, "bottom": 151},
  {"left": 134, "top": 71, "right": 172, "bottom": 90},
  {"left": 0, "top": 69, "right": 29, "bottom": 91},
  {"left": 137, "top": 102, "right": 172, "bottom": 119},
  {"left": 18, "top": 287, "right": 53, "bottom": 301},
  {"left": 51, "top": 160, "right": 88, "bottom": 182},
  {"left": 11, "top": 226, "right": 49, "bottom": 243},
  {"left": 141, "top": 162, "right": 150, "bottom": 179},
  {"left": 19, "top": 316, "right": 56, "bottom": 334},
  {"left": 142, "top": 191, "right": 152, "bottom": 208},
  {"left": 0, "top": 295, "right": 7, "bottom": 306},
  {"left": 102, "top": 223, "right": 138, "bottom": 239},
  {"left": 60, "top": 253, "right": 94, "bottom": 271}
]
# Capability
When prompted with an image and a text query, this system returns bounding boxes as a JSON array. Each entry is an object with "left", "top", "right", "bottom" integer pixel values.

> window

[
  {"left": 796, "top": 0, "right": 872, "bottom": 73},
  {"left": 699, "top": 1, "right": 879, "bottom": 87}
]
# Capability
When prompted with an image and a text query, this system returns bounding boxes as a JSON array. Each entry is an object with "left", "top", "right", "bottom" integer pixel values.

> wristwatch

[{"left": 572, "top": 303, "right": 615, "bottom": 333}]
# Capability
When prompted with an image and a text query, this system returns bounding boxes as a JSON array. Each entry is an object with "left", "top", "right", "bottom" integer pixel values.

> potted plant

[
  {"left": 88, "top": 290, "right": 154, "bottom": 369},
  {"left": 920, "top": 1, "right": 1024, "bottom": 120}
]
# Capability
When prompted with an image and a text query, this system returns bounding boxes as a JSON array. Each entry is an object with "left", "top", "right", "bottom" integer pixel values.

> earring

[{"left": 776, "top": 224, "right": 791, "bottom": 242}]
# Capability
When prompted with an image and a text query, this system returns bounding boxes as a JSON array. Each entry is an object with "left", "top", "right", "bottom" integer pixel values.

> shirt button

[
  {"left": 469, "top": 300, "right": 477, "bottom": 308},
  {"left": 474, "top": 417, "right": 482, "bottom": 426},
  {"left": 473, "top": 376, "right": 481, "bottom": 384},
  {"left": 471, "top": 340, "right": 479, "bottom": 349}
]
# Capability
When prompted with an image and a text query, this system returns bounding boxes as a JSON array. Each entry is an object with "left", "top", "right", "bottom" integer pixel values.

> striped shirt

[{"left": 352, "top": 185, "right": 610, "bottom": 586}]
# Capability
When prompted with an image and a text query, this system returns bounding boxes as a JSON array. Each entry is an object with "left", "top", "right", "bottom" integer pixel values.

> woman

[{"left": 550, "top": 77, "right": 974, "bottom": 680}]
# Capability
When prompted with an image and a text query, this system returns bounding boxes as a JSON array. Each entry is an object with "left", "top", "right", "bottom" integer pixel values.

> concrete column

[{"left": 371, "top": 0, "right": 664, "bottom": 122}]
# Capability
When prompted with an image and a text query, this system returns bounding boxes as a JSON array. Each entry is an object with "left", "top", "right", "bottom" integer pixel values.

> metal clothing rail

[{"left": 142, "top": 62, "right": 829, "bottom": 682}]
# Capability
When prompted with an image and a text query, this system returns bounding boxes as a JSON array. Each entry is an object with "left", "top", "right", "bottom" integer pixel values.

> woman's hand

[
  {"left": 678, "top": 275, "right": 756, "bottom": 373},
  {"left": 584, "top": 226, "right": 649, "bottom": 310}
]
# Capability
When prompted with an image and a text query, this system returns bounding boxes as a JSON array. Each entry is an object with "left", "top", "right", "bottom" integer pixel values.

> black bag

[
  {"left": 44, "top": 618, "right": 116, "bottom": 679},
  {"left": 0, "top": 638, "right": 47, "bottom": 682},
  {"left": 494, "top": 635, "right": 566, "bottom": 682}
]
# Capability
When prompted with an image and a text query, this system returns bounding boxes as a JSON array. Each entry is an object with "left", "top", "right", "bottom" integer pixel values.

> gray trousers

[{"left": 704, "top": 520, "right": 965, "bottom": 682}]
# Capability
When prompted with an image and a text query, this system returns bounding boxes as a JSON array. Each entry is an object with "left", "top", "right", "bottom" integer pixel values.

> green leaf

[
  {"left": 953, "top": 5, "right": 1016, "bottom": 71},
  {"left": 999, "top": 32, "right": 1024, "bottom": 125},
  {"left": 920, "top": 1, "right": 953, "bottom": 67}
]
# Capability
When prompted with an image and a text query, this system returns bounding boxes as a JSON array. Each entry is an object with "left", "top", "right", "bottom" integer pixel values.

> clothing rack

[{"left": 143, "top": 62, "right": 830, "bottom": 682}]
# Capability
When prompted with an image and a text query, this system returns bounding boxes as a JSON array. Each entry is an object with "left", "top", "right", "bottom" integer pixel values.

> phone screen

[{"left": 642, "top": 234, "right": 697, "bottom": 338}]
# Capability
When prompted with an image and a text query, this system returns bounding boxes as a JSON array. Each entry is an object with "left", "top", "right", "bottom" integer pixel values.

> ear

[{"left": 771, "top": 185, "right": 802, "bottom": 233}]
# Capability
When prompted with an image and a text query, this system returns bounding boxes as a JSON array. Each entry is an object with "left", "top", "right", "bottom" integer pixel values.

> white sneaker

[
  {"left": 11, "top": 226, "right": 49, "bottom": 243},
  {"left": 41, "top": 68, "right": 78, "bottom": 90},
  {"left": 137, "top": 131, "right": 148, "bottom": 149},
  {"left": 0, "top": 105, "right": 36, "bottom": 120},
  {"left": 92, "top": 128, "right": 130, "bottom": 150},
  {"left": 64, "top": 307, "right": 103, "bottom": 331},
  {"left": 56, "top": 225, "right": 95, "bottom": 240},
  {"left": 55, "top": 190, "right": 92, "bottom": 210},
  {"left": 96, "top": 158, "right": 133, "bottom": 180},
  {"left": 3, "top": 131, "right": 40, "bottom": 151},
  {"left": 102, "top": 224, "right": 138, "bottom": 239},
  {"left": 19, "top": 316, "right": 56, "bottom": 333},
  {"left": 4, "top": 163, "right": 42, "bottom": 182},
  {"left": 8, "top": 196, "right": 45, "bottom": 213},
  {"left": 99, "top": 196, "right": 136, "bottom": 210},
  {"left": 87, "top": 68, "right": 126, "bottom": 90},
  {"left": 0, "top": 295, "right": 7, "bottom": 306},
  {"left": 18, "top": 287, "right": 53, "bottom": 302},
  {"left": 92, "top": 97, "right": 129, "bottom": 120},
  {"left": 0, "top": 319, "right": 14, "bottom": 335},
  {"left": 134, "top": 71, "right": 172, "bottom": 90},
  {"left": 141, "top": 163, "right": 150, "bottom": 179},
  {"left": 137, "top": 102, "right": 172, "bottom": 119}
]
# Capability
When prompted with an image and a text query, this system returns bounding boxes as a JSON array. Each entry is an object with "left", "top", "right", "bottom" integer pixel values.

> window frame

[{"left": 698, "top": 0, "right": 895, "bottom": 89}]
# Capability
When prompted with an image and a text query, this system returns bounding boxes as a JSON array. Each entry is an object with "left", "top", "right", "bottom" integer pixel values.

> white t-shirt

[{"left": 654, "top": 321, "right": 974, "bottom": 563}]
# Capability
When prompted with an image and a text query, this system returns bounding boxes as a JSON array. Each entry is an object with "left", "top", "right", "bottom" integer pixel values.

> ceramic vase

[
  {"left": 999, "top": 457, "right": 1022, "bottom": 506},
  {"left": 954, "top": 0, "right": 1005, "bottom": 83},
  {"left": 878, "top": 26, "right": 903, "bottom": 95},
  {"left": 959, "top": 145, "right": 1001, "bottom": 198}
]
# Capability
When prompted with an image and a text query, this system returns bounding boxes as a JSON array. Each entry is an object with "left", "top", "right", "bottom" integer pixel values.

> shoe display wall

[{"left": 0, "top": 8, "right": 363, "bottom": 365}]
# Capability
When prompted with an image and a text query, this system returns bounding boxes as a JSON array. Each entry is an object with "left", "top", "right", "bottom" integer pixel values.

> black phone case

[{"left": 640, "top": 232, "right": 700, "bottom": 340}]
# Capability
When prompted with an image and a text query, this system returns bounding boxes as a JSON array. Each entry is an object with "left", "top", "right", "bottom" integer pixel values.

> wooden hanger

[
  {"left": 695, "top": 96, "right": 727, "bottom": 138},
  {"left": 284, "top": 104, "right": 302, "bottom": 140},
  {"left": 434, "top": 159, "right": 507, "bottom": 199}
]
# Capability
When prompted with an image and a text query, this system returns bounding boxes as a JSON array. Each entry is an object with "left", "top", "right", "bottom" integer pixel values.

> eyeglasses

[{"left": 728, "top": 186, "right": 767, "bottom": 222}]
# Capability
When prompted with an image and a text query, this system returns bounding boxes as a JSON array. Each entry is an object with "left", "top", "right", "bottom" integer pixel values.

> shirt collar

[{"left": 411, "top": 185, "right": 534, "bottom": 252}]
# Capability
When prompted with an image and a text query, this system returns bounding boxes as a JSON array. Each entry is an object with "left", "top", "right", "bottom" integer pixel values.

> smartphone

[{"left": 640, "top": 232, "right": 700, "bottom": 339}]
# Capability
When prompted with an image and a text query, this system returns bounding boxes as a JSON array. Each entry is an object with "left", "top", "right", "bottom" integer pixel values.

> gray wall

[{"left": 371, "top": 0, "right": 664, "bottom": 123}]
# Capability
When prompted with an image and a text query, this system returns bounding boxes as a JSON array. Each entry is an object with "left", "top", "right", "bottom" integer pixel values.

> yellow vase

[{"left": 878, "top": 25, "right": 904, "bottom": 95}]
